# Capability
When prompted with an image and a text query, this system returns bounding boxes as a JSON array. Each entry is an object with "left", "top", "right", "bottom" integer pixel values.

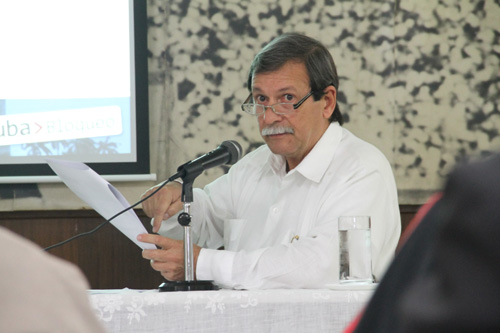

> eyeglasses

[{"left": 240, "top": 91, "right": 314, "bottom": 116}]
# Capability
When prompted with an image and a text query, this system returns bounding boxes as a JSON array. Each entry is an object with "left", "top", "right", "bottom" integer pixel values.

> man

[
  {"left": 138, "top": 33, "right": 401, "bottom": 289},
  {"left": 0, "top": 227, "right": 106, "bottom": 333},
  {"left": 350, "top": 153, "right": 500, "bottom": 332}
]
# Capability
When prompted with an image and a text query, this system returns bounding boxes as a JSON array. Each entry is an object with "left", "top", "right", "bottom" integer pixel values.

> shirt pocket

[{"left": 224, "top": 219, "right": 247, "bottom": 251}]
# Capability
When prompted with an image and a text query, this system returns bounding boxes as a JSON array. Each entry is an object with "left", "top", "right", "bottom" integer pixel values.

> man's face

[{"left": 251, "top": 61, "right": 335, "bottom": 170}]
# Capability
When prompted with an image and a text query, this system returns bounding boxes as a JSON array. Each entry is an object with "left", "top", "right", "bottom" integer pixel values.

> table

[{"left": 89, "top": 288, "right": 373, "bottom": 332}]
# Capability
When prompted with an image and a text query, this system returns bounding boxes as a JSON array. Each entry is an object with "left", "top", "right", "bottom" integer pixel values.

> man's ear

[{"left": 322, "top": 85, "right": 336, "bottom": 119}]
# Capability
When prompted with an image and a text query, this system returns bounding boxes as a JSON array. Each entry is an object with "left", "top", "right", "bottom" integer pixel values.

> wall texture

[
  {"left": 2, "top": 0, "right": 499, "bottom": 212},
  {"left": 148, "top": 0, "right": 500, "bottom": 204}
]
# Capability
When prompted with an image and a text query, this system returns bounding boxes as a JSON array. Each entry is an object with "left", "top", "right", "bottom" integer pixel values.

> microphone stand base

[{"left": 158, "top": 280, "right": 219, "bottom": 292}]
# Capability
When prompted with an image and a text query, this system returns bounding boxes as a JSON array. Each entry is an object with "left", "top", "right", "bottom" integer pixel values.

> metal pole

[{"left": 183, "top": 202, "right": 194, "bottom": 281}]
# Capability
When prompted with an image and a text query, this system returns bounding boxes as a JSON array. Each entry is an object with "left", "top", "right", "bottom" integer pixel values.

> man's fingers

[
  {"left": 140, "top": 186, "right": 161, "bottom": 217},
  {"left": 140, "top": 183, "right": 183, "bottom": 233},
  {"left": 146, "top": 188, "right": 173, "bottom": 232},
  {"left": 138, "top": 233, "right": 191, "bottom": 281},
  {"left": 142, "top": 248, "right": 170, "bottom": 261},
  {"left": 148, "top": 257, "right": 178, "bottom": 277},
  {"left": 166, "top": 201, "right": 184, "bottom": 219},
  {"left": 137, "top": 234, "right": 181, "bottom": 249},
  {"left": 152, "top": 208, "right": 168, "bottom": 233}
]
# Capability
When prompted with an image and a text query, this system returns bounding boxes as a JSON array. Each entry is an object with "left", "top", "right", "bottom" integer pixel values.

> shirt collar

[
  {"left": 265, "top": 122, "right": 343, "bottom": 182},
  {"left": 267, "top": 149, "right": 287, "bottom": 178}
]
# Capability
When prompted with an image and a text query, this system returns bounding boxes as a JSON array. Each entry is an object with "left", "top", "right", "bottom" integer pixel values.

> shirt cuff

[{"left": 196, "top": 248, "right": 236, "bottom": 289}]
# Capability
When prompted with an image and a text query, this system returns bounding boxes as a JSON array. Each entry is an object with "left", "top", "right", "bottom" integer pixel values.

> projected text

[{"left": 0, "top": 106, "right": 123, "bottom": 146}]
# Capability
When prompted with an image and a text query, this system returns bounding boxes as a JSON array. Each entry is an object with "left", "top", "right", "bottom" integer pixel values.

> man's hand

[
  {"left": 141, "top": 182, "right": 183, "bottom": 233},
  {"left": 137, "top": 233, "right": 201, "bottom": 281}
]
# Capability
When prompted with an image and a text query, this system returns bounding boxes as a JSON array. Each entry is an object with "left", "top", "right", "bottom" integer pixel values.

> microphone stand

[{"left": 159, "top": 164, "right": 219, "bottom": 292}]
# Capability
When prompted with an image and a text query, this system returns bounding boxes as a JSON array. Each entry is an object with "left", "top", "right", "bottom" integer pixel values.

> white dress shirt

[{"left": 158, "top": 122, "right": 401, "bottom": 289}]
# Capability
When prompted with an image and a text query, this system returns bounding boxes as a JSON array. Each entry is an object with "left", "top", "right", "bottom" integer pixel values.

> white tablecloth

[{"left": 89, "top": 288, "right": 373, "bottom": 333}]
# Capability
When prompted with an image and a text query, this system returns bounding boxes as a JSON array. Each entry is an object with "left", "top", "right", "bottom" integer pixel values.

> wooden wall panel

[
  {"left": 399, "top": 205, "right": 420, "bottom": 232},
  {"left": 0, "top": 210, "right": 163, "bottom": 290},
  {"left": 0, "top": 206, "right": 420, "bottom": 289}
]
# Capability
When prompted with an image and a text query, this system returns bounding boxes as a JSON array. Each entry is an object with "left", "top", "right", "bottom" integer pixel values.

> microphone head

[{"left": 220, "top": 140, "right": 242, "bottom": 164}]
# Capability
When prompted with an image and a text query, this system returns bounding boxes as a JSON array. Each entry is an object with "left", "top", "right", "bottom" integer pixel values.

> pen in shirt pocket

[{"left": 290, "top": 235, "right": 299, "bottom": 243}]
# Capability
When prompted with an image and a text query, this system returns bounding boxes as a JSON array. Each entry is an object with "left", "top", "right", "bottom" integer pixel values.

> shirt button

[{"left": 273, "top": 207, "right": 279, "bottom": 214}]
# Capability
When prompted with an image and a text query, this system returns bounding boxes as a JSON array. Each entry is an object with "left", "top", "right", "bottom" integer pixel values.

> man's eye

[
  {"left": 284, "top": 94, "right": 294, "bottom": 102},
  {"left": 256, "top": 96, "right": 266, "bottom": 103}
]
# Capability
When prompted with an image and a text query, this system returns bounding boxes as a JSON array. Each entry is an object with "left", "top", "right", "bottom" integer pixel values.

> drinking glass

[{"left": 338, "top": 216, "right": 373, "bottom": 284}]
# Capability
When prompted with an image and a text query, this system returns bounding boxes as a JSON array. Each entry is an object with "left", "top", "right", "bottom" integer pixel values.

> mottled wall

[{"left": 148, "top": 0, "right": 500, "bottom": 204}]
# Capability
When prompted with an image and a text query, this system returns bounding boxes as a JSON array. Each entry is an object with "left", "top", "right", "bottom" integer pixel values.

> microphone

[
  {"left": 176, "top": 140, "right": 242, "bottom": 182},
  {"left": 159, "top": 141, "right": 242, "bottom": 292}
]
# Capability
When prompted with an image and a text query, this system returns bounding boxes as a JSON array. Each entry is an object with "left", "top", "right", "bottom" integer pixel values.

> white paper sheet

[{"left": 47, "top": 158, "right": 156, "bottom": 249}]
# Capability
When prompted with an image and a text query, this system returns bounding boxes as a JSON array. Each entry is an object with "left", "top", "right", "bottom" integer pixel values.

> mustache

[{"left": 261, "top": 126, "right": 295, "bottom": 136}]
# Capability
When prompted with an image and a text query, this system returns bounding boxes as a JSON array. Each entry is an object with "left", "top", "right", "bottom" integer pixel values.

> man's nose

[{"left": 261, "top": 106, "right": 283, "bottom": 123}]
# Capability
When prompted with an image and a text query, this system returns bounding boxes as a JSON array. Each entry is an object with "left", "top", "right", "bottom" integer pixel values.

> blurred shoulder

[{"left": 446, "top": 153, "right": 500, "bottom": 195}]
